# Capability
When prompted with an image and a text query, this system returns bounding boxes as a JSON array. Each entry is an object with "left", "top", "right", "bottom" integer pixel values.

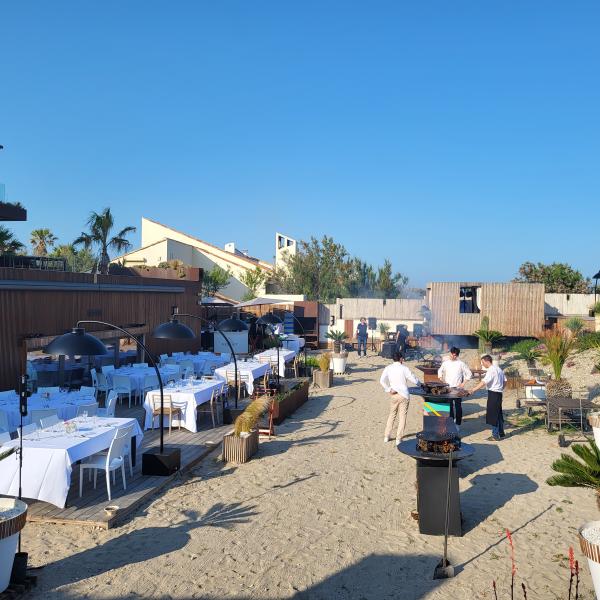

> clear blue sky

[{"left": 1, "top": 1, "right": 598, "bottom": 287}]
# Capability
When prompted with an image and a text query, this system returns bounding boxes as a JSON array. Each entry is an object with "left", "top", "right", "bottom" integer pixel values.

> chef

[{"left": 437, "top": 346, "right": 472, "bottom": 430}]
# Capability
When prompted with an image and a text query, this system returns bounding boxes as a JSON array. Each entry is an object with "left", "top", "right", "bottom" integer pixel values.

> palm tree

[
  {"left": 73, "top": 208, "right": 136, "bottom": 275},
  {"left": 547, "top": 439, "right": 600, "bottom": 509},
  {"left": 30, "top": 228, "right": 57, "bottom": 256},
  {"left": 0, "top": 226, "right": 25, "bottom": 254}
]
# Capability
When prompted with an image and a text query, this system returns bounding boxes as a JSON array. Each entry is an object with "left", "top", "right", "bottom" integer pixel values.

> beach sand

[{"left": 21, "top": 353, "right": 600, "bottom": 599}]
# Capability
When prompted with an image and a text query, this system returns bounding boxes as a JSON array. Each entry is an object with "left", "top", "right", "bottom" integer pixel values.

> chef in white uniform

[{"left": 437, "top": 346, "right": 472, "bottom": 429}]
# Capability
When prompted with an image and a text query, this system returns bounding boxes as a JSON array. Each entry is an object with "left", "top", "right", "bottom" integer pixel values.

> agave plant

[
  {"left": 547, "top": 440, "right": 600, "bottom": 509},
  {"left": 325, "top": 330, "right": 348, "bottom": 354},
  {"left": 564, "top": 317, "right": 585, "bottom": 338}
]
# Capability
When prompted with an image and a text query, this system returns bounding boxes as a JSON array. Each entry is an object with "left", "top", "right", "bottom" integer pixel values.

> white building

[{"left": 112, "top": 217, "right": 283, "bottom": 301}]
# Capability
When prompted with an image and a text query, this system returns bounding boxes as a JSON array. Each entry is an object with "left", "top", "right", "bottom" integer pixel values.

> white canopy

[{"left": 234, "top": 297, "right": 291, "bottom": 308}]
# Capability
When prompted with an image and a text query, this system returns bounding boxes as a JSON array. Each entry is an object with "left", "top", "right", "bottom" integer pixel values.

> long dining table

[
  {"left": 0, "top": 416, "right": 143, "bottom": 508},
  {"left": 214, "top": 360, "right": 271, "bottom": 395},
  {"left": 143, "top": 379, "right": 225, "bottom": 432},
  {"left": 253, "top": 348, "right": 296, "bottom": 378}
]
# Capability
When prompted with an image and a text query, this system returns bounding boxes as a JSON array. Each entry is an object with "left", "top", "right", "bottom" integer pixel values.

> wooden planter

[
  {"left": 222, "top": 429, "right": 259, "bottom": 464},
  {"left": 272, "top": 379, "right": 310, "bottom": 425},
  {"left": 313, "top": 369, "right": 333, "bottom": 389}
]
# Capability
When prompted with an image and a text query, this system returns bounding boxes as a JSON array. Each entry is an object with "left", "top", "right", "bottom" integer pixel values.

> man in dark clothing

[
  {"left": 356, "top": 317, "right": 368, "bottom": 357},
  {"left": 395, "top": 325, "right": 408, "bottom": 355}
]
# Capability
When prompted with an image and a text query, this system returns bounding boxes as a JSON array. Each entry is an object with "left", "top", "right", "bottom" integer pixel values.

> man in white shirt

[
  {"left": 468, "top": 354, "right": 506, "bottom": 441},
  {"left": 437, "top": 346, "right": 472, "bottom": 429},
  {"left": 379, "top": 352, "right": 420, "bottom": 445}
]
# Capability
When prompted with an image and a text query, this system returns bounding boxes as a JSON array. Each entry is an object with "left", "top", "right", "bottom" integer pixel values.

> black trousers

[{"left": 449, "top": 398, "right": 463, "bottom": 425}]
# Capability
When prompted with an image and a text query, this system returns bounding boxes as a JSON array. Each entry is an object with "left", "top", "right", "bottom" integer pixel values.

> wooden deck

[{"left": 25, "top": 419, "right": 230, "bottom": 530}]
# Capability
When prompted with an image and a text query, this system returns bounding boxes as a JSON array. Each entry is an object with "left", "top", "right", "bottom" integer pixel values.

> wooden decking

[{"left": 25, "top": 422, "right": 230, "bottom": 530}]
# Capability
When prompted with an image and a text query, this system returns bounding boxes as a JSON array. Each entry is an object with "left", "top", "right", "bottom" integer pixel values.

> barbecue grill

[{"left": 398, "top": 416, "right": 474, "bottom": 536}]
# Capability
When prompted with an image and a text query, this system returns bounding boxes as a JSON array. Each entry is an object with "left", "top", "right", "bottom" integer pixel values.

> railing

[{"left": 0, "top": 255, "right": 67, "bottom": 271}]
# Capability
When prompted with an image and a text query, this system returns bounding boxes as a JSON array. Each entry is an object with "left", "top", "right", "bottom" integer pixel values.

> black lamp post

[
  {"left": 152, "top": 309, "right": 248, "bottom": 409},
  {"left": 46, "top": 321, "right": 181, "bottom": 476},
  {"left": 257, "top": 312, "right": 283, "bottom": 387}
]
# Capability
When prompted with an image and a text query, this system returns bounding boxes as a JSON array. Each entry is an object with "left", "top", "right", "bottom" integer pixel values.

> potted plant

[
  {"left": 473, "top": 316, "right": 503, "bottom": 355},
  {"left": 540, "top": 328, "right": 576, "bottom": 399},
  {"left": 312, "top": 353, "right": 333, "bottom": 388},
  {"left": 299, "top": 356, "right": 319, "bottom": 378},
  {"left": 325, "top": 330, "right": 348, "bottom": 354},
  {"left": 547, "top": 440, "right": 600, "bottom": 597},
  {"left": 222, "top": 395, "right": 271, "bottom": 463},
  {"left": 271, "top": 380, "right": 311, "bottom": 424},
  {"left": 379, "top": 322, "right": 390, "bottom": 341},
  {"left": 0, "top": 448, "right": 28, "bottom": 594}
]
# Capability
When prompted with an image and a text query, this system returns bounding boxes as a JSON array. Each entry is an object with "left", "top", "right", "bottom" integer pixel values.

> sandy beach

[{"left": 21, "top": 353, "right": 600, "bottom": 599}]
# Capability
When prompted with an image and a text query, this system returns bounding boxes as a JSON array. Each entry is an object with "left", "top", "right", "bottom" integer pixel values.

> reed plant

[
  {"left": 233, "top": 394, "right": 273, "bottom": 437},
  {"left": 318, "top": 353, "right": 331, "bottom": 373}
]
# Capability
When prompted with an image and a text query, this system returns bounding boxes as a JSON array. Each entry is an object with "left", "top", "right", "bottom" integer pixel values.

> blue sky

[{"left": 1, "top": 1, "right": 598, "bottom": 287}]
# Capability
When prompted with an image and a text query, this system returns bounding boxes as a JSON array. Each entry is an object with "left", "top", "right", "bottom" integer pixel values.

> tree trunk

[{"left": 99, "top": 252, "right": 110, "bottom": 275}]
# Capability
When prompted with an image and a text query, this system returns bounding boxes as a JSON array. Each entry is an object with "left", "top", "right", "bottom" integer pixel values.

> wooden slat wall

[
  {"left": 0, "top": 268, "right": 207, "bottom": 391},
  {"left": 429, "top": 282, "right": 544, "bottom": 337}
]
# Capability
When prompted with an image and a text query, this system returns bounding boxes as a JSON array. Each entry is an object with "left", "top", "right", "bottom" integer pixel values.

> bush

[
  {"left": 578, "top": 332, "right": 600, "bottom": 351},
  {"left": 564, "top": 316, "right": 585, "bottom": 337},
  {"left": 304, "top": 356, "right": 321, "bottom": 368},
  {"left": 510, "top": 339, "right": 541, "bottom": 362}
]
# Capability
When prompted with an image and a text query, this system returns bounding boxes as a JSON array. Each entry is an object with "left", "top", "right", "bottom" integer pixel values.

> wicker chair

[{"left": 150, "top": 394, "right": 182, "bottom": 435}]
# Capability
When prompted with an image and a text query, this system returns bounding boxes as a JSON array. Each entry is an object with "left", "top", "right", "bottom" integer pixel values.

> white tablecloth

[
  {"left": 143, "top": 380, "right": 224, "bottom": 432},
  {"left": 173, "top": 353, "right": 228, "bottom": 376},
  {"left": 0, "top": 417, "right": 143, "bottom": 508},
  {"left": 253, "top": 349, "right": 296, "bottom": 377},
  {"left": 281, "top": 336, "right": 305, "bottom": 353},
  {"left": 214, "top": 361, "right": 271, "bottom": 395},
  {"left": 112, "top": 365, "right": 180, "bottom": 392},
  {"left": 0, "top": 391, "right": 97, "bottom": 433}
]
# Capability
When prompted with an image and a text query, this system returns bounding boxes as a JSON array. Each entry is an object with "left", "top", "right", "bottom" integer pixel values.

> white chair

[
  {"left": 98, "top": 390, "right": 118, "bottom": 418},
  {"left": 79, "top": 426, "right": 131, "bottom": 501},
  {"left": 40, "top": 414, "right": 61, "bottom": 429},
  {"left": 165, "top": 357, "right": 178, "bottom": 365},
  {"left": 37, "top": 386, "right": 60, "bottom": 396},
  {"left": 182, "top": 366, "right": 195, "bottom": 380},
  {"left": 0, "top": 431, "right": 11, "bottom": 445},
  {"left": 91, "top": 369, "right": 111, "bottom": 396},
  {"left": 132, "top": 362, "right": 148, "bottom": 369},
  {"left": 30, "top": 409, "right": 58, "bottom": 427},
  {"left": 141, "top": 374, "right": 159, "bottom": 400},
  {"left": 0, "top": 411, "right": 9, "bottom": 433},
  {"left": 17, "top": 423, "right": 38, "bottom": 437},
  {"left": 159, "top": 354, "right": 168, "bottom": 362},
  {"left": 101, "top": 365, "right": 116, "bottom": 387},
  {"left": 76, "top": 403, "right": 98, "bottom": 417},
  {"left": 112, "top": 375, "right": 135, "bottom": 408}
]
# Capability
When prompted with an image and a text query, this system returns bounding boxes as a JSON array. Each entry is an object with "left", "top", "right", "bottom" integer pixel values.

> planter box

[
  {"left": 222, "top": 429, "right": 259, "bottom": 464},
  {"left": 313, "top": 369, "right": 333, "bottom": 389},
  {"left": 272, "top": 379, "right": 310, "bottom": 425}
]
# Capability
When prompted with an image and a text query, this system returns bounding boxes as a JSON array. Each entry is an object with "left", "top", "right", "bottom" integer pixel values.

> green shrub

[
  {"left": 578, "top": 332, "right": 600, "bottom": 351},
  {"left": 304, "top": 356, "right": 321, "bottom": 368},
  {"left": 511, "top": 338, "right": 541, "bottom": 362},
  {"left": 564, "top": 316, "right": 585, "bottom": 337}
]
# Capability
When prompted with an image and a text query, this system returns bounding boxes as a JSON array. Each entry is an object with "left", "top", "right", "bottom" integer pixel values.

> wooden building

[
  {"left": 0, "top": 267, "right": 206, "bottom": 391},
  {"left": 427, "top": 282, "right": 545, "bottom": 338}
]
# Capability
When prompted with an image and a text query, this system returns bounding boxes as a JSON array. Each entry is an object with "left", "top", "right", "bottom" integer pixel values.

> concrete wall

[
  {"left": 331, "top": 297, "right": 424, "bottom": 320},
  {"left": 545, "top": 293, "right": 596, "bottom": 316}
]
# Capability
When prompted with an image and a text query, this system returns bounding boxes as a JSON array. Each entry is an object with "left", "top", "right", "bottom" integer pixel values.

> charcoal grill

[{"left": 398, "top": 416, "right": 474, "bottom": 536}]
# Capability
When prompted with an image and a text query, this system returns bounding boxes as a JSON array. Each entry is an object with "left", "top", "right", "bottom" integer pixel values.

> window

[
  {"left": 459, "top": 286, "right": 480, "bottom": 314},
  {"left": 277, "top": 236, "right": 285, "bottom": 249}
]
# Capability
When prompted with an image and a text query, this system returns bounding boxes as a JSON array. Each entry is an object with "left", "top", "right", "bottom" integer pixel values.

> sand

[{"left": 21, "top": 353, "right": 600, "bottom": 599}]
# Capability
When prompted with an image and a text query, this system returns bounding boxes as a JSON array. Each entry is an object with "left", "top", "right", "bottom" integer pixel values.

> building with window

[{"left": 111, "top": 218, "right": 293, "bottom": 301}]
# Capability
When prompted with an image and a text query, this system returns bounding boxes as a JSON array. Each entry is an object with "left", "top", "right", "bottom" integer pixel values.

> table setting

[
  {"left": 214, "top": 359, "right": 272, "bottom": 395},
  {"left": 112, "top": 365, "right": 180, "bottom": 392},
  {"left": 0, "top": 416, "right": 143, "bottom": 508},
  {"left": 143, "top": 378, "right": 225, "bottom": 432},
  {"left": 253, "top": 348, "right": 296, "bottom": 377},
  {"left": 0, "top": 389, "right": 97, "bottom": 432}
]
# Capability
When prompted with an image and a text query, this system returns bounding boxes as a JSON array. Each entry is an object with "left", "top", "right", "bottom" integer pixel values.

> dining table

[
  {"left": 280, "top": 335, "right": 305, "bottom": 354},
  {"left": 0, "top": 416, "right": 143, "bottom": 508},
  {"left": 0, "top": 390, "right": 97, "bottom": 433},
  {"left": 111, "top": 365, "right": 180, "bottom": 392},
  {"left": 214, "top": 360, "right": 271, "bottom": 395},
  {"left": 143, "top": 379, "right": 225, "bottom": 432},
  {"left": 253, "top": 348, "right": 296, "bottom": 378},
  {"left": 171, "top": 353, "right": 229, "bottom": 376}
]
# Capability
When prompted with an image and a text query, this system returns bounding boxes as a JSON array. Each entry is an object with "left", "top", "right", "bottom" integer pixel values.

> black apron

[{"left": 486, "top": 390, "right": 503, "bottom": 426}]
